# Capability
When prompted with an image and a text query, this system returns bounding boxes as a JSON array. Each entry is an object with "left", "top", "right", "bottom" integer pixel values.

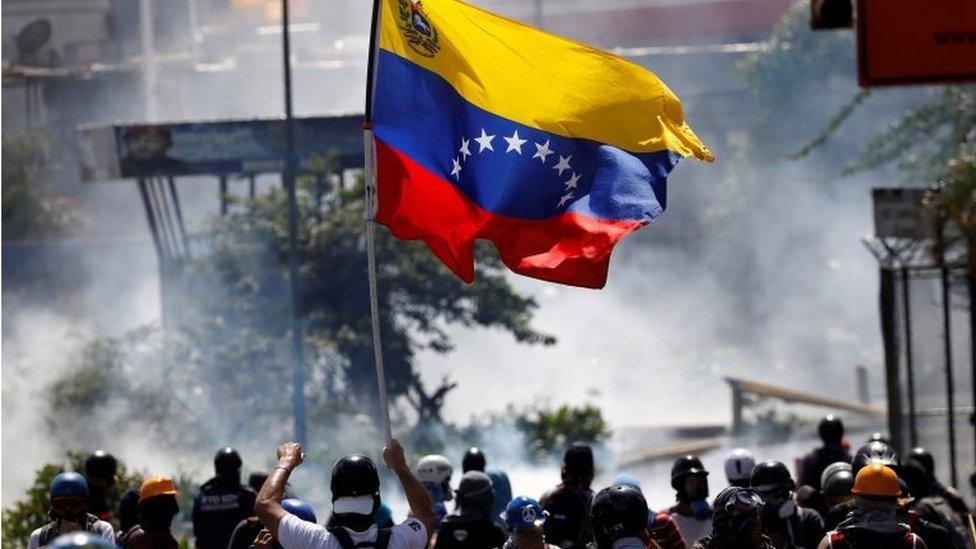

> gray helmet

[{"left": 821, "top": 462, "right": 854, "bottom": 498}]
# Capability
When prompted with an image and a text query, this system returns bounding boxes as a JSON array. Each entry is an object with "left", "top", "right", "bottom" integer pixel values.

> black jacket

[
  {"left": 191, "top": 477, "right": 256, "bottom": 549},
  {"left": 762, "top": 507, "right": 824, "bottom": 549},
  {"left": 800, "top": 446, "right": 852, "bottom": 491},
  {"left": 433, "top": 515, "right": 506, "bottom": 549}
]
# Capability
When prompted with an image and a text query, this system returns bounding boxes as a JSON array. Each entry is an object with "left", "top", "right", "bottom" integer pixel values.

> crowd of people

[{"left": 26, "top": 415, "right": 976, "bottom": 549}]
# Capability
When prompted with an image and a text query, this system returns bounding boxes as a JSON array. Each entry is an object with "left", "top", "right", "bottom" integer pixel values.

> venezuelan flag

[{"left": 370, "top": 0, "right": 713, "bottom": 289}]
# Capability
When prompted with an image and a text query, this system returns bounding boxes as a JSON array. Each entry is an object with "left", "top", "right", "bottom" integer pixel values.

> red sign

[{"left": 857, "top": 0, "right": 976, "bottom": 86}]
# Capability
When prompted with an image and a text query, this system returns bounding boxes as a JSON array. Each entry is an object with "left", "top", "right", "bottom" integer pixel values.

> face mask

[
  {"left": 691, "top": 499, "right": 713, "bottom": 520},
  {"left": 684, "top": 476, "right": 709, "bottom": 501},
  {"left": 776, "top": 499, "right": 796, "bottom": 519},
  {"left": 50, "top": 509, "right": 88, "bottom": 524}
]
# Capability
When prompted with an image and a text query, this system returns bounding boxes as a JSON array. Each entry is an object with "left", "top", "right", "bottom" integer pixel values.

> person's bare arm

[
  {"left": 382, "top": 439, "right": 438, "bottom": 536},
  {"left": 255, "top": 442, "right": 304, "bottom": 537}
]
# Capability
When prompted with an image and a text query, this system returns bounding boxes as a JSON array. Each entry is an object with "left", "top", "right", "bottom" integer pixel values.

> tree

[
  {"left": 1, "top": 453, "right": 144, "bottom": 549},
  {"left": 185, "top": 171, "right": 556, "bottom": 428},
  {"left": 44, "top": 168, "right": 555, "bottom": 450},
  {"left": 516, "top": 403, "right": 611, "bottom": 458},
  {"left": 2, "top": 132, "right": 80, "bottom": 241}
]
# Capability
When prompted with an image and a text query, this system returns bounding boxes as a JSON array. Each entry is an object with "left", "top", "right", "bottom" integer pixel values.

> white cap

[{"left": 725, "top": 448, "right": 756, "bottom": 482}]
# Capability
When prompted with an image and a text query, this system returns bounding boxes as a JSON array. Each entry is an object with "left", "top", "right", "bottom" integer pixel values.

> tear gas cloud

[{"left": 1, "top": 0, "right": 945, "bottom": 515}]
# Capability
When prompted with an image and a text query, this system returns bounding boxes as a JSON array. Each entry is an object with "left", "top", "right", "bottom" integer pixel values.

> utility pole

[
  {"left": 139, "top": 0, "right": 158, "bottom": 120},
  {"left": 281, "top": 0, "right": 307, "bottom": 446},
  {"left": 900, "top": 265, "right": 918, "bottom": 446},
  {"left": 936, "top": 213, "right": 958, "bottom": 487}
]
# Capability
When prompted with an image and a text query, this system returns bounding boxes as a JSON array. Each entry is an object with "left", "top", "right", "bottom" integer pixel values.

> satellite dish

[{"left": 16, "top": 19, "right": 53, "bottom": 60}]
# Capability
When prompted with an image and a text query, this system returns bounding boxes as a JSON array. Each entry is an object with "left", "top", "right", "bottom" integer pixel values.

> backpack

[
  {"left": 327, "top": 526, "right": 392, "bottom": 549},
  {"left": 117, "top": 524, "right": 143, "bottom": 549},
  {"left": 38, "top": 514, "right": 101, "bottom": 547},
  {"left": 826, "top": 530, "right": 920, "bottom": 549},
  {"left": 542, "top": 486, "right": 592, "bottom": 549}
]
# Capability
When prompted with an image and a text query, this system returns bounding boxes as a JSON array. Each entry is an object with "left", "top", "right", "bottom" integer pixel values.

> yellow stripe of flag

[{"left": 379, "top": 0, "right": 714, "bottom": 161}]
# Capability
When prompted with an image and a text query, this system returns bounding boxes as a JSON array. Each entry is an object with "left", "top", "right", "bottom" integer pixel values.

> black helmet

[
  {"left": 331, "top": 455, "right": 381, "bottom": 501},
  {"left": 462, "top": 447, "right": 487, "bottom": 473},
  {"left": 563, "top": 443, "right": 595, "bottom": 479},
  {"left": 456, "top": 471, "right": 494, "bottom": 516},
  {"left": 591, "top": 485, "right": 649, "bottom": 548},
  {"left": 818, "top": 415, "right": 844, "bottom": 444},
  {"left": 750, "top": 461, "right": 795, "bottom": 493},
  {"left": 898, "top": 461, "right": 931, "bottom": 499},
  {"left": 821, "top": 464, "right": 854, "bottom": 498},
  {"left": 84, "top": 451, "right": 118, "bottom": 481},
  {"left": 214, "top": 447, "right": 242, "bottom": 476},
  {"left": 852, "top": 441, "right": 897, "bottom": 476},
  {"left": 670, "top": 455, "right": 709, "bottom": 490},
  {"left": 908, "top": 447, "right": 934, "bottom": 479},
  {"left": 247, "top": 472, "right": 268, "bottom": 493}
]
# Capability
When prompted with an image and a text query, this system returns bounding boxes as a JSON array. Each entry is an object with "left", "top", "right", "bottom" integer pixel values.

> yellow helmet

[
  {"left": 140, "top": 476, "right": 179, "bottom": 503},
  {"left": 852, "top": 463, "right": 901, "bottom": 498}
]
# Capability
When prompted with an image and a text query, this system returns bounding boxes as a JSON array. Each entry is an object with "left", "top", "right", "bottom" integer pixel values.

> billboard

[
  {"left": 79, "top": 114, "right": 365, "bottom": 182},
  {"left": 857, "top": 0, "right": 976, "bottom": 86}
]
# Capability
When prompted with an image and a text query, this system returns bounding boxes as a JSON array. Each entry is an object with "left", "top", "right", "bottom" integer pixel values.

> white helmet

[
  {"left": 416, "top": 454, "right": 453, "bottom": 484},
  {"left": 724, "top": 448, "right": 756, "bottom": 484}
]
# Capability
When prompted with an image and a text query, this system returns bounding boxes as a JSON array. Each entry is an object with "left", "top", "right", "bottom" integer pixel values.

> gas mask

[
  {"left": 49, "top": 498, "right": 89, "bottom": 525},
  {"left": 720, "top": 490, "right": 764, "bottom": 547},
  {"left": 683, "top": 476, "right": 712, "bottom": 520},
  {"left": 760, "top": 488, "right": 795, "bottom": 521}
]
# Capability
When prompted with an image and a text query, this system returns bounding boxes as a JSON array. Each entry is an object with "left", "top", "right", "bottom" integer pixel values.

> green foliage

[
  {"left": 1, "top": 454, "right": 144, "bottom": 549},
  {"left": 846, "top": 87, "right": 976, "bottom": 179},
  {"left": 49, "top": 341, "right": 124, "bottom": 418},
  {"left": 44, "top": 166, "right": 555, "bottom": 449},
  {"left": 739, "top": 0, "right": 857, "bottom": 149},
  {"left": 183, "top": 172, "right": 555, "bottom": 424},
  {"left": 928, "top": 142, "right": 976, "bottom": 263},
  {"left": 744, "top": 3, "right": 976, "bottom": 180},
  {"left": 1, "top": 463, "right": 65, "bottom": 549},
  {"left": 2, "top": 132, "right": 80, "bottom": 241},
  {"left": 516, "top": 403, "right": 610, "bottom": 457}
]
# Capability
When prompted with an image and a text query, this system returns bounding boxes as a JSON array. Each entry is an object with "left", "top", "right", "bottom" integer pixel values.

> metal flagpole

[
  {"left": 364, "top": 0, "right": 393, "bottom": 443},
  {"left": 281, "top": 0, "right": 308, "bottom": 446}
]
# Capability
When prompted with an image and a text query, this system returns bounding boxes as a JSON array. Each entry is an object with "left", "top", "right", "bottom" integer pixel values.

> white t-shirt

[
  {"left": 277, "top": 514, "right": 428, "bottom": 549},
  {"left": 27, "top": 519, "right": 116, "bottom": 549},
  {"left": 671, "top": 513, "right": 712, "bottom": 546}
]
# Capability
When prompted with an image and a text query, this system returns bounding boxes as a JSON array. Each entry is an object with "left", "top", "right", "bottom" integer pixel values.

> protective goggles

[{"left": 724, "top": 488, "right": 764, "bottom": 512}]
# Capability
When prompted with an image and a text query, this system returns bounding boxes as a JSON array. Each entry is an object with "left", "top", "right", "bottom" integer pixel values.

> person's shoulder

[
  {"left": 278, "top": 513, "right": 330, "bottom": 543},
  {"left": 391, "top": 517, "right": 428, "bottom": 546},
  {"left": 94, "top": 519, "right": 116, "bottom": 535},
  {"left": 801, "top": 507, "right": 824, "bottom": 521}
]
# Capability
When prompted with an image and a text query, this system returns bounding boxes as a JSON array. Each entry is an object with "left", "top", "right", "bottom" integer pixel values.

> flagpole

[{"left": 363, "top": 0, "right": 392, "bottom": 443}]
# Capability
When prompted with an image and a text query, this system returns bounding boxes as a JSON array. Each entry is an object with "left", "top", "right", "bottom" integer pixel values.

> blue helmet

[
  {"left": 51, "top": 472, "right": 89, "bottom": 499},
  {"left": 49, "top": 532, "right": 117, "bottom": 549},
  {"left": 501, "top": 496, "right": 548, "bottom": 529},
  {"left": 281, "top": 498, "right": 317, "bottom": 523}
]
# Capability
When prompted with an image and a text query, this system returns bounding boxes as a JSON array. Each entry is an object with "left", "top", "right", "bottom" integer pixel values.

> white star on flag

[
  {"left": 533, "top": 140, "right": 554, "bottom": 163},
  {"left": 459, "top": 138, "right": 471, "bottom": 160},
  {"left": 553, "top": 155, "right": 572, "bottom": 176},
  {"left": 451, "top": 157, "right": 462, "bottom": 179},
  {"left": 557, "top": 193, "right": 574, "bottom": 207},
  {"left": 504, "top": 130, "right": 527, "bottom": 154},
  {"left": 564, "top": 172, "right": 581, "bottom": 190},
  {"left": 474, "top": 129, "right": 495, "bottom": 153}
]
